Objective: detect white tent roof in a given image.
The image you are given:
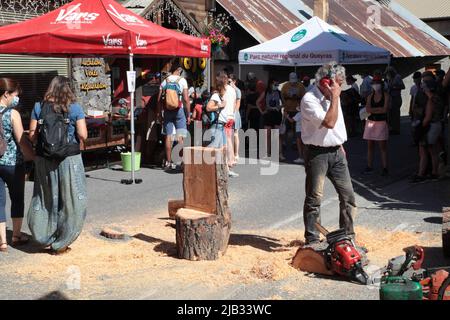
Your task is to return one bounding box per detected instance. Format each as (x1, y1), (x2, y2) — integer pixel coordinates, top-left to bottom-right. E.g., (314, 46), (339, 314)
(239, 17), (391, 66)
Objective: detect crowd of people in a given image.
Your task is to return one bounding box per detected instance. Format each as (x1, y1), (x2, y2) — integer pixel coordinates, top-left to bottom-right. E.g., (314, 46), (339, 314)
(155, 58), (449, 185)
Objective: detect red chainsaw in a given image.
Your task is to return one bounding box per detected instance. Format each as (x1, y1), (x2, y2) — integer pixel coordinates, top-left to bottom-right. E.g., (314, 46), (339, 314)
(315, 223), (369, 285)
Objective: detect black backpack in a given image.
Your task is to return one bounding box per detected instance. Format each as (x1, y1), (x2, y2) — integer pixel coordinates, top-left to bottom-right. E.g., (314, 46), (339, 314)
(37, 102), (80, 159)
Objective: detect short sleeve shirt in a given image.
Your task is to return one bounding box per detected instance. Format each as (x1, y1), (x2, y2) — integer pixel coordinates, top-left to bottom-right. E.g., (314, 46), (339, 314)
(300, 85), (347, 147)
(223, 85), (237, 121)
(210, 93), (228, 124)
(32, 102), (85, 144)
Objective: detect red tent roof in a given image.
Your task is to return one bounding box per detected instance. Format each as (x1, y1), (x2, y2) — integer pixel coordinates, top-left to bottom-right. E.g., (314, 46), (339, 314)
(0, 0), (211, 58)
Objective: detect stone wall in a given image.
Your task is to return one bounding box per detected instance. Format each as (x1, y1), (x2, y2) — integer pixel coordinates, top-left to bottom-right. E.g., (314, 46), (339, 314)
(71, 58), (112, 113)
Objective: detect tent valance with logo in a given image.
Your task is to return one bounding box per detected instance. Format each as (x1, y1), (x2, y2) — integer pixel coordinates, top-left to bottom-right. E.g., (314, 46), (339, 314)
(239, 17), (390, 66)
(0, 0), (211, 184)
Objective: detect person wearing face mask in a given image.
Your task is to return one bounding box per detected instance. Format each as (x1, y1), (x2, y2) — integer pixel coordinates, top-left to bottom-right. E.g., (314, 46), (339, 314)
(0, 78), (35, 253)
(300, 62), (357, 245)
(385, 66), (405, 135)
(362, 75), (390, 176)
(281, 73), (306, 159)
(261, 78), (282, 160)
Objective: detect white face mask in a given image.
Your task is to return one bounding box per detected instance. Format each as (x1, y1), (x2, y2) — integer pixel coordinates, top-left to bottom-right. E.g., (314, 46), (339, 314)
(372, 84), (382, 92)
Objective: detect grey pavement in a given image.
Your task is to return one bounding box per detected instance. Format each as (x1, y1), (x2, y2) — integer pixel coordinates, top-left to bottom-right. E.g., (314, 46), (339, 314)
(0, 118), (449, 300)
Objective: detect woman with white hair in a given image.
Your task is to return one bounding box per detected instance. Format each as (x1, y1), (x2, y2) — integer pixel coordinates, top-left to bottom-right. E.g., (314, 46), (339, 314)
(300, 62), (356, 245)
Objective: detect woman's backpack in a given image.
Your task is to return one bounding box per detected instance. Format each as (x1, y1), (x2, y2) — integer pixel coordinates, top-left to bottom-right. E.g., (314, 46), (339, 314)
(37, 102), (80, 159)
(164, 77), (182, 110)
(201, 98), (219, 128)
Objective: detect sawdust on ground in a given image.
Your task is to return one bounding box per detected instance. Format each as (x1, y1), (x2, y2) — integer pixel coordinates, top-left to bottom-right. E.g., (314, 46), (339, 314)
(0, 214), (441, 299)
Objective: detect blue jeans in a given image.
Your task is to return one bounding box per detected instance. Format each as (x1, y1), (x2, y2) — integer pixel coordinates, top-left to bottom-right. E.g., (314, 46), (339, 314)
(28, 154), (87, 251)
(303, 145), (356, 243)
(0, 165), (25, 223)
(207, 123), (226, 148)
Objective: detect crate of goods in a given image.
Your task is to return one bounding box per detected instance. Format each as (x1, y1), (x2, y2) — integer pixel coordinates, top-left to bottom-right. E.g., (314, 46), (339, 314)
(83, 118), (107, 150)
(108, 119), (127, 146)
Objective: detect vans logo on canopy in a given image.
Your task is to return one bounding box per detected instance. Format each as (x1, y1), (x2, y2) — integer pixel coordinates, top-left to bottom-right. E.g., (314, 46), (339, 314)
(54, 3), (99, 24)
(200, 40), (208, 52)
(107, 4), (145, 25)
(291, 29), (307, 42)
(103, 33), (123, 47)
(136, 34), (147, 48)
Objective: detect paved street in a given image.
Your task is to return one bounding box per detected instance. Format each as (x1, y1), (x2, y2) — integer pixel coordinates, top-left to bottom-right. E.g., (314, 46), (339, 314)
(0, 120), (449, 300)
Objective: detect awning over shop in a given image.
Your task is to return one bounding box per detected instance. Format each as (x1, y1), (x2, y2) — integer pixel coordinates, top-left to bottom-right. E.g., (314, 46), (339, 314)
(239, 17), (391, 66)
(0, 0), (210, 58)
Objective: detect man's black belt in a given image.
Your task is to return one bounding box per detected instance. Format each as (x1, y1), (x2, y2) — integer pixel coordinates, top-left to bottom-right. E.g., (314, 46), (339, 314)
(306, 144), (341, 152)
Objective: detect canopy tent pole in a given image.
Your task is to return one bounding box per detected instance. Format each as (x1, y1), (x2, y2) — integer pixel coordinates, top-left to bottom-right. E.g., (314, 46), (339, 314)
(238, 63), (241, 80)
(129, 52), (136, 183)
(207, 58), (211, 91)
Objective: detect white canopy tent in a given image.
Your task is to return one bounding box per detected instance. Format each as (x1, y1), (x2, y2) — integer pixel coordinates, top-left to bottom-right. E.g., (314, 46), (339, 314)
(238, 17), (391, 67)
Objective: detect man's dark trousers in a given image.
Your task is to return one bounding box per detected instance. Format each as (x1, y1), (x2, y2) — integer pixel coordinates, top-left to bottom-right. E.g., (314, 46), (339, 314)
(303, 145), (356, 243)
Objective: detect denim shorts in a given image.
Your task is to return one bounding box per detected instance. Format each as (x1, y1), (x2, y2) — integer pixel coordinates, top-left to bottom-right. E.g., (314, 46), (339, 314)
(163, 108), (187, 137)
(207, 123), (226, 148)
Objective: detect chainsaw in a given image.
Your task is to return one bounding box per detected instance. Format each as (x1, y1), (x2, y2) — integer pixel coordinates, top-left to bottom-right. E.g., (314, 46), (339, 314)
(374, 245), (450, 300)
(315, 223), (369, 285)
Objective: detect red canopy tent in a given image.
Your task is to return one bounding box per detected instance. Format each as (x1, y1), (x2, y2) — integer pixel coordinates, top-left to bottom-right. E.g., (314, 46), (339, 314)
(0, 0), (211, 183)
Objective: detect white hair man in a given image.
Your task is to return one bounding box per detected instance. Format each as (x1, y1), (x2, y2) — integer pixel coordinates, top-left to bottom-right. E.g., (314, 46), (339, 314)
(300, 62), (356, 245)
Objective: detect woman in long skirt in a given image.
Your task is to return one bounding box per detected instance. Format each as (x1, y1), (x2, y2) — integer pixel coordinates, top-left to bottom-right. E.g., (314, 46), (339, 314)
(28, 76), (88, 255)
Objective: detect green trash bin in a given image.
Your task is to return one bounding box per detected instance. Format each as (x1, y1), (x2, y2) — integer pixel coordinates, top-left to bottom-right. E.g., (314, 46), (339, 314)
(121, 152), (141, 172)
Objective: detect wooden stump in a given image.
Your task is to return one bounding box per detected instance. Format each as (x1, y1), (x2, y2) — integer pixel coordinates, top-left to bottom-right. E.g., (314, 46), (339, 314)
(168, 199), (185, 219)
(176, 209), (226, 260)
(443, 208), (450, 257)
(171, 147), (231, 260)
(291, 246), (334, 276)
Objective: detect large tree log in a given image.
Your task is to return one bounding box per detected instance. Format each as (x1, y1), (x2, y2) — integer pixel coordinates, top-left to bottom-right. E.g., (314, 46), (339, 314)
(443, 209), (450, 257)
(176, 208), (226, 260)
(175, 147), (231, 259)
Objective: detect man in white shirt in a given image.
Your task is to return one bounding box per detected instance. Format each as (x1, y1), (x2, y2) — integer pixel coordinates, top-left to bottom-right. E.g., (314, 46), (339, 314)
(158, 60), (190, 171)
(300, 62), (356, 245)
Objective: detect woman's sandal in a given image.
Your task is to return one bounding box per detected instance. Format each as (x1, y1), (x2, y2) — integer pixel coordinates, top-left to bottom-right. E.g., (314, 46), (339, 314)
(0, 243), (7, 252)
(11, 234), (30, 247)
(50, 247), (71, 256)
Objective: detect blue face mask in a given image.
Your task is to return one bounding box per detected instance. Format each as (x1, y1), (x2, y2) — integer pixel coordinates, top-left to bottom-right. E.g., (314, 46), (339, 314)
(10, 96), (19, 108)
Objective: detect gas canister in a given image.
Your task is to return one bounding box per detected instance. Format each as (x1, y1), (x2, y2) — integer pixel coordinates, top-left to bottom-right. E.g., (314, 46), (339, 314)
(380, 276), (423, 300)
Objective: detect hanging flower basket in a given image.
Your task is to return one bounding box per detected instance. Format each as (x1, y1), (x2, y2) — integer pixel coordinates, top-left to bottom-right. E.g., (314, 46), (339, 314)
(201, 12), (232, 53)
